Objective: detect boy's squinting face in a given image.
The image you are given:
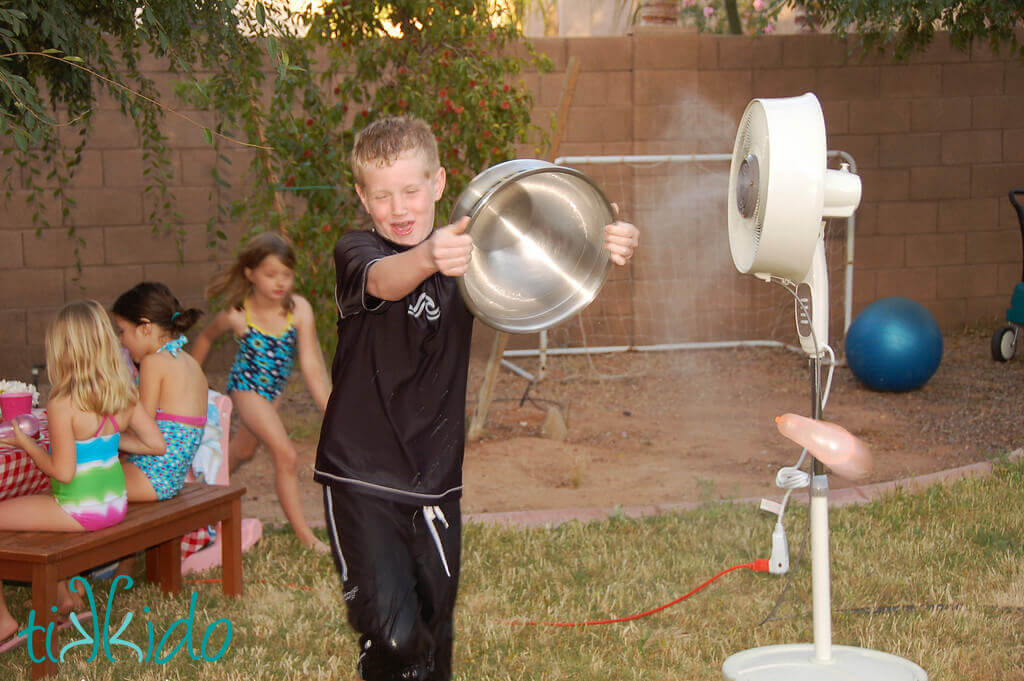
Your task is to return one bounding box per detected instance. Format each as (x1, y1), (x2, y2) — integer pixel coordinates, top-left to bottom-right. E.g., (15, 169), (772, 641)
(356, 150), (445, 247)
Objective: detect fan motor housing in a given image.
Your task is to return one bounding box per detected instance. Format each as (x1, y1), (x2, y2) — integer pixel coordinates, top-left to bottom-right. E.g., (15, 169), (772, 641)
(728, 92), (837, 283)
(736, 154), (760, 219)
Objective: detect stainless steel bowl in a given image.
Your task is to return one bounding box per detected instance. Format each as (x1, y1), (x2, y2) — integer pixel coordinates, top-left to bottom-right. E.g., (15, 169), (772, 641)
(450, 159), (613, 334)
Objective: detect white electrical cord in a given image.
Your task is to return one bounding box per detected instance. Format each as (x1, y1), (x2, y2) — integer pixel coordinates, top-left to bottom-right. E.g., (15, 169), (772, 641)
(820, 344), (836, 411)
(758, 277), (837, 574)
(774, 448), (810, 521)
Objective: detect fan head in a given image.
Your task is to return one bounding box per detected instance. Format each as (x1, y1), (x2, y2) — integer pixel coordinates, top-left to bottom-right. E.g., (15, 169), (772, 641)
(727, 92), (861, 283)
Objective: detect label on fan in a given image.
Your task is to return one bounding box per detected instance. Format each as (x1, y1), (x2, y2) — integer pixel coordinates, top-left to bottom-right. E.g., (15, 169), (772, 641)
(795, 282), (813, 338)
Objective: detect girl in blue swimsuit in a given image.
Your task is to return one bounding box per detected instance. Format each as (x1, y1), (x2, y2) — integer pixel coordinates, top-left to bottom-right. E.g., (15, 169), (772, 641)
(112, 282), (209, 502)
(193, 233), (331, 551)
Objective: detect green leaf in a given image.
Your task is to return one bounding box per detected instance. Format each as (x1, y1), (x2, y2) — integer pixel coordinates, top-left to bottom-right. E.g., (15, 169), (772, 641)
(63, 55), (85, 64)
(13, 129), (27, 151)
(256, 2), (266, 26)
(202, 128), (214, 145)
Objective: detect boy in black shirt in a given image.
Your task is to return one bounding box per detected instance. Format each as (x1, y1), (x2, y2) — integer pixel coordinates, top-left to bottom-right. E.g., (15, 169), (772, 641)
(315, 116), (638, 681)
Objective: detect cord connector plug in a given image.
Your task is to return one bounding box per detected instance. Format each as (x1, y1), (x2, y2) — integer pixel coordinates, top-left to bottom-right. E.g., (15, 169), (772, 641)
(769, 521), (789, 575)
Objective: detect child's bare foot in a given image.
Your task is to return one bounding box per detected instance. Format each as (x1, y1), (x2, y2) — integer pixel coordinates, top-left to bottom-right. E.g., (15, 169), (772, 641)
(0, 613), (19, 643)
(302, 536), (330, 553)
(57, 580), (86, 617)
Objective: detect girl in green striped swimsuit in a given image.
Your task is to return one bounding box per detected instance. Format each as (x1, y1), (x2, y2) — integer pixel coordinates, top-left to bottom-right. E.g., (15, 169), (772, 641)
(0, 301), (165, 650)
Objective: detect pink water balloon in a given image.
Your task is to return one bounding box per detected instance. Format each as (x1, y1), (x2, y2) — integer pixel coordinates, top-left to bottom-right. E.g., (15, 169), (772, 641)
(775, 413), (873, 481)
(0, 413), (41, 440)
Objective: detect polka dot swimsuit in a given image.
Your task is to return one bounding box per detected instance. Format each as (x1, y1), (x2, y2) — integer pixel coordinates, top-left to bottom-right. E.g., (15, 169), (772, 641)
(125, 336), (207, 500)
(225, 302), (297, 402)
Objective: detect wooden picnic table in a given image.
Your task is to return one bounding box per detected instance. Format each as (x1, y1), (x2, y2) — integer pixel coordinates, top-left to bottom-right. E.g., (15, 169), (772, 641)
(0, 481), (246, 679)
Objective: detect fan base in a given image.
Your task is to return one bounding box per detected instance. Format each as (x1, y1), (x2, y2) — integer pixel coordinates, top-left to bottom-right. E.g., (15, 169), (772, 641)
(722, 644), (927, 680)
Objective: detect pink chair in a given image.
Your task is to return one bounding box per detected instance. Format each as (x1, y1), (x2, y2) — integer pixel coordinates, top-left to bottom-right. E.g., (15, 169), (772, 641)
(181, 392), (263, 574)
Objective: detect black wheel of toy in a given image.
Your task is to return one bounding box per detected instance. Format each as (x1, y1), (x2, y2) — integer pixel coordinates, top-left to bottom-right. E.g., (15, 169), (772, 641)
(991, 326), (1017, 361)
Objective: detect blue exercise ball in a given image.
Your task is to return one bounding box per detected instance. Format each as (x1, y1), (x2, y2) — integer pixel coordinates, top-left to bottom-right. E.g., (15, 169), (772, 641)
(845, 297), (943, 392)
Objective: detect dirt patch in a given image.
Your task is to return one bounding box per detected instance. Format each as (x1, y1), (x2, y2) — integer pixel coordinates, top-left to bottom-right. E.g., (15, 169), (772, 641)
(224, 326), (1024, 527)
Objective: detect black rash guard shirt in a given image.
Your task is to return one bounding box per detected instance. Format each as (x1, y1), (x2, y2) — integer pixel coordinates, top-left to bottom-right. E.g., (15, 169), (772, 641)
(314, 229), (474, 505)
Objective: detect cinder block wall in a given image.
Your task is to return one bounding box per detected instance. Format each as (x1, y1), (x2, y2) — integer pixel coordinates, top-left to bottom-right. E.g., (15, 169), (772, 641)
(2, 30), (1022, 377)
(518, 30), (1024, 350)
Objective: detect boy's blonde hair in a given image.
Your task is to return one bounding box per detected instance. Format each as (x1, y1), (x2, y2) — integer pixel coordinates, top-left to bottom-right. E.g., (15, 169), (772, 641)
(46, 300), (137, 415)
(350, 116), (439, 186)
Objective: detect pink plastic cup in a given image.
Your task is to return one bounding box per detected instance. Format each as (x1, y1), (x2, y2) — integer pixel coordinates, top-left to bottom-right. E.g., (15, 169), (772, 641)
(0, 392), (33, 421)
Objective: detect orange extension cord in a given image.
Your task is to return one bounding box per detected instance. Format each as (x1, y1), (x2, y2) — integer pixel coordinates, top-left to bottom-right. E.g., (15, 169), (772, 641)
(189, 559), (770, 628)
(510, 559), (770, 627)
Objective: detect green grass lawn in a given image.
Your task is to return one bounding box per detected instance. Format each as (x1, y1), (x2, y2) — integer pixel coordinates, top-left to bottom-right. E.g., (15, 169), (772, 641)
(2, 459), (1022, 680)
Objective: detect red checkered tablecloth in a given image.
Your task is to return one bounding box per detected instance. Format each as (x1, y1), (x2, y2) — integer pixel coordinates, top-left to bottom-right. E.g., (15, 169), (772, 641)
(0, 409), (51, 501)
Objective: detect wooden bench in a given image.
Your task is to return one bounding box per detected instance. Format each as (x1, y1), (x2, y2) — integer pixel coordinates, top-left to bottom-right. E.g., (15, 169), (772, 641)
(0, 481), (246, 679)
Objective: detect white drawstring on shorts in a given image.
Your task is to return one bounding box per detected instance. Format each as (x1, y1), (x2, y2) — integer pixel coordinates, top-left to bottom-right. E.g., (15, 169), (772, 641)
(422, 505), (451, 578)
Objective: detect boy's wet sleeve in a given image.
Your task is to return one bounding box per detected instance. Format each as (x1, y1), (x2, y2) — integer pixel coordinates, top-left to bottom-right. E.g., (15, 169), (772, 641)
(334, 233), (388, 317)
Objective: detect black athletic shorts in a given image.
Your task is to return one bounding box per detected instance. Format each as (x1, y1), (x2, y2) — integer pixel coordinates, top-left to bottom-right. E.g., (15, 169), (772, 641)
(322, 485), (462, 681)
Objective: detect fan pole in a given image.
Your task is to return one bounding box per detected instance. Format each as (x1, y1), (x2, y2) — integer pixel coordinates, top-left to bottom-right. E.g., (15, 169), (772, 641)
(809, 347), (833, 664)
(809, 355), (832, 662)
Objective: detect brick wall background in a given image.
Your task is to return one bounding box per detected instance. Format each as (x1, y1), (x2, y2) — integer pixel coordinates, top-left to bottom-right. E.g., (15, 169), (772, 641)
(2, 29), (1023, 378)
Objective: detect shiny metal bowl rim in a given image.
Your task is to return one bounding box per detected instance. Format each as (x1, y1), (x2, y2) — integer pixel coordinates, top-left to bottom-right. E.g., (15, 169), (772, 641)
(452, 162), (614, 334)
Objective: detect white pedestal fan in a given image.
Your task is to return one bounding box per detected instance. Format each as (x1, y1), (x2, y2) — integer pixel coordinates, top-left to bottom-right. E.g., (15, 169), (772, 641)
(720, 93), (928, 681)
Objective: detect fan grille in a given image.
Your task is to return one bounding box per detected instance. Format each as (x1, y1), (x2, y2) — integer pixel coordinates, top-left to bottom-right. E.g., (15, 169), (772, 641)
(738, 108), (766, 253)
